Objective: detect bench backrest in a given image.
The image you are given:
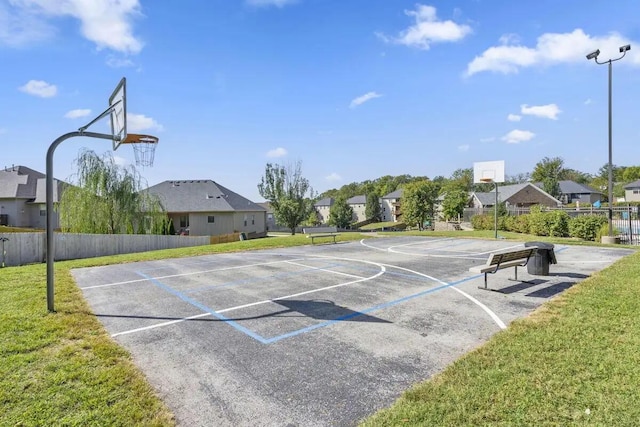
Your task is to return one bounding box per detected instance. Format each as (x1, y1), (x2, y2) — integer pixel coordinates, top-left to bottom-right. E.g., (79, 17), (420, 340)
(303, 226), (338, 234)
(486, 247), (537, 266)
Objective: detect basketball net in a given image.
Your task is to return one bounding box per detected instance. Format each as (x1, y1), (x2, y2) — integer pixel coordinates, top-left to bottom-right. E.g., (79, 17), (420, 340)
(122, 134), (158, 167)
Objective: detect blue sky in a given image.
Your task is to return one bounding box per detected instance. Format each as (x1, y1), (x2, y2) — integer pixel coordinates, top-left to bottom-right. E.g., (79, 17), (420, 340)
(2, 0), (640, 201)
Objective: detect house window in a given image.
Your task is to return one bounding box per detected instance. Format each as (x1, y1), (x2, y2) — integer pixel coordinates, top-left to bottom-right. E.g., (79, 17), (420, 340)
(207, 215), (215, 223)
(634, 190), (640, 195)
(40, 209), (46, 217)
(244, 214), (247, 226)
(251, 214), (255, 225)
(180, 215), (189, 228)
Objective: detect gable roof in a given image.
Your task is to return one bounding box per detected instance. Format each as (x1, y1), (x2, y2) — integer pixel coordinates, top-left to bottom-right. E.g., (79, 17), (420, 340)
(346, 195), (366, 204)
(472, 182), (561, 206)
(534, 180), (603, 195)
(624, 179), (640, 189)
(145, 180), (266, 213)
(314, 197), (334, 207)
(0, 165), (45, 199)
(382, 189), (403, 199)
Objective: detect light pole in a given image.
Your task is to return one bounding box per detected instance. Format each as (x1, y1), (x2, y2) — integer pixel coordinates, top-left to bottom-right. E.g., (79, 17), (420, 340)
(586, 44), (630, 242)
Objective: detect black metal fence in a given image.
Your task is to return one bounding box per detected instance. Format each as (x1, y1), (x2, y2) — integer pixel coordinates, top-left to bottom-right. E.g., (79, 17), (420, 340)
(464, 205), (640, 245)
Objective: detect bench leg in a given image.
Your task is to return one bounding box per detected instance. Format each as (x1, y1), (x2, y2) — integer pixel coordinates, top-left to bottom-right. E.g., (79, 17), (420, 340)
(478, 272), (488, 290)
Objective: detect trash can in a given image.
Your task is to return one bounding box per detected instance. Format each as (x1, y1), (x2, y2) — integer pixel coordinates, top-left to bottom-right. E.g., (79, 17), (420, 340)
(239, 232), (247, 241)
(524, 241), (556, 276)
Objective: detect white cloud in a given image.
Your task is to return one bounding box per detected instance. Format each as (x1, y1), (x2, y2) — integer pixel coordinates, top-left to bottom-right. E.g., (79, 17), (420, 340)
(19, 79), (57, 97)
(246, 0), (297, 7)
(0, 2), (54, 46)
(325, 172), (342, 182)
(113, 155), (130, 167)
(127, 113), (164, 132)
(584, 98), (592, 105)
(266, 147), (287, 158)
(507, 114), (521, 122)
(521, 103), (561, 120)
(457, 144), (470, 152)
(480, 137), (495, 142)
(501, 129), (535, 144)
(466, 29), (640, 76)
(377, 4), (472, 50)
(64, 108), (91, 119)
(350, 91), (382, 108)
(5, 0), (143, 54)
(106, 56), (135, 68)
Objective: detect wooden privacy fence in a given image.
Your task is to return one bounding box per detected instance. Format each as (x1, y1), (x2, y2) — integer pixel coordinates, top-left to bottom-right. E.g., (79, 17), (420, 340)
(0, 232), (210, 267)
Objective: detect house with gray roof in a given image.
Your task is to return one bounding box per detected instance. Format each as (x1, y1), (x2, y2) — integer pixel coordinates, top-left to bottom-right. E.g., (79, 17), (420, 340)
(534, 180), (604, 205)
(624, 180), (640, 202)
(313, 197), (334, 224)
(0, 165), (65, 229)
(381, 189), (403, 222)
(346, 195), (367, 223)
(145, 180), (266, 237)
(470, 183), (561, 209)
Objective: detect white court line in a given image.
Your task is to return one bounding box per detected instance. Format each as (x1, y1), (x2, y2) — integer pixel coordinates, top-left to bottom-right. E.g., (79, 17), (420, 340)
(111, 258), (385, 337)
(285, 260), (365, 280)
(361, 238), (524, 260)
(82, 258), (305, 290)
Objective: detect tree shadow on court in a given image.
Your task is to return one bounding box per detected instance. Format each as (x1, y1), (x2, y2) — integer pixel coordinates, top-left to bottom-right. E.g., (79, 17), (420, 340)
(276, 299), (391, 323)
(498, 279), (548, 294)
(525, 281), (575, 298)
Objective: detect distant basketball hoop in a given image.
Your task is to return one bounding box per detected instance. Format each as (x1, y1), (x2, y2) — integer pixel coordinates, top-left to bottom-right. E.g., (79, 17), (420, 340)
(121, 133), (159, 167)
(480, 178), (493, 183)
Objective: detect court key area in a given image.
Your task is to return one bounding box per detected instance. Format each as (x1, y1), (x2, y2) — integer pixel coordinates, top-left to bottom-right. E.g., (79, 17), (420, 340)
(73, 236), (633, 426)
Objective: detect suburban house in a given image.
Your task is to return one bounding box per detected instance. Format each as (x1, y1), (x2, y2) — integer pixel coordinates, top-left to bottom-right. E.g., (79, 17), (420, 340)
(257, 202), (277, 231)
(624, 180), (640, 202)
(534, 180), (604, 205)
(346, 195), (367, 223)
(314, 197), (334, 224)
(145, 180), (267, 237)
(470, 183), (561, 209)
(381, 189), (403, 222)
(0, 165), (64, 229)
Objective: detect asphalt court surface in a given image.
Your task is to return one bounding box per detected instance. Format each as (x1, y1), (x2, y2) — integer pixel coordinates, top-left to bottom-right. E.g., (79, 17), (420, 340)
(73, 236), (633, 427)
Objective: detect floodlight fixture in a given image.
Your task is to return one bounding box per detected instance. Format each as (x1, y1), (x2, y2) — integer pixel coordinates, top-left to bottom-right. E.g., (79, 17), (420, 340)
(619, 44), (631, 53)
(586, 49), (600, 60)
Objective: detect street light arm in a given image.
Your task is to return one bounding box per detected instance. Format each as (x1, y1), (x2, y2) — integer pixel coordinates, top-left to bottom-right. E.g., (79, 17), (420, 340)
(593, 46), (630, 65)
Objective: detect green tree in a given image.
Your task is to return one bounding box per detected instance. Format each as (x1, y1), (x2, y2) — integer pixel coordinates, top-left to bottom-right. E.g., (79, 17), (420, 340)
(563, 168), (592, 184)
(365, 193), (382, 222)
(401, 180), (439, 230)
(59, 149), (168, 234)
(531, 156), (566, 182)
(258, 162), (314, 235)
(622, 166), (640, 182)
(541, 177), (562, 199)
(441, 189), (469, 221)
(328, 197), (353, 228)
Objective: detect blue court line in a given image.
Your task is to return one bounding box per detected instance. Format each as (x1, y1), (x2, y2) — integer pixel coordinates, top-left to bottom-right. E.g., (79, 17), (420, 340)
(262, 274), (483, 344)
(136, 271), (270, 344)
(186, 262), (344, 293)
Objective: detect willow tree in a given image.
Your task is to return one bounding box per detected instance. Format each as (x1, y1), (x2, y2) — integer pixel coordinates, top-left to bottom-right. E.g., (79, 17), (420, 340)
(59, 149), (168, 234)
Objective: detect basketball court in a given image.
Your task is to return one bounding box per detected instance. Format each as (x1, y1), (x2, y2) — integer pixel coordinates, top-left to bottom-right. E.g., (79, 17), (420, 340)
(72, 236), (632, 426)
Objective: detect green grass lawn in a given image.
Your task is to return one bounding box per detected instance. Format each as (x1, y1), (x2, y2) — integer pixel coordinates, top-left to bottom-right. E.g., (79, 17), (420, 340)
(2, 230), (639, 425)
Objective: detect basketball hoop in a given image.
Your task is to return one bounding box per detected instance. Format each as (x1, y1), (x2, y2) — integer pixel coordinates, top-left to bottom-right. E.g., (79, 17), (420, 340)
(121, 133), (159, 167)
(480, 178), (493, 183)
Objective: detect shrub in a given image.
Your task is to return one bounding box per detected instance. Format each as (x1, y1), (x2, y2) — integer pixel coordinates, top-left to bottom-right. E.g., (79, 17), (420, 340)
(513, 215), (531, 234)
(548, 210), (570, 237)
(569, 215), (608, 241)
(471, 214), (492, 230)
(528, 206), (551, 236)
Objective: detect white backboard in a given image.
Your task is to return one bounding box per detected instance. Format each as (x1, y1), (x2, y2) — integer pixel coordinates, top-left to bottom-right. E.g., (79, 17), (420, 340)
(109, 77), (127, 150)
(473, 160), (505, 184)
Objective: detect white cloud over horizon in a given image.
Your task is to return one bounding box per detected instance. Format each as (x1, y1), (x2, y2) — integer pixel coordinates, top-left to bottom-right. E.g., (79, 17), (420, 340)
(507, 114), (521, 122)
(521, 103), (561, 120)
(3, 0), (143, 54)
(127, 113), (164, 132)
(19, 79), (57, 97)
(266, 147), (288, 158)
(458, 144), (470, 152)
(502, 129), (535, 144)
(325, 172), (342, 182)
(349, 91), (382, 108)
(466, 29), (640, 76)
(377, 4), (472, 50)
(64, 108), (91, 119)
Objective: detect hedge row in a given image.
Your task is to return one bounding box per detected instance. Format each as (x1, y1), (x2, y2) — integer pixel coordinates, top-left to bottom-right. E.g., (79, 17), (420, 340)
(471, 209), (608, 241)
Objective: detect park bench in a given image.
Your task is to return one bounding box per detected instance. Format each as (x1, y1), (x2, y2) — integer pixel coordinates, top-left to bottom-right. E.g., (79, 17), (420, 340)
(469, 246), (538, 291)
(303, 226), (339, 244)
